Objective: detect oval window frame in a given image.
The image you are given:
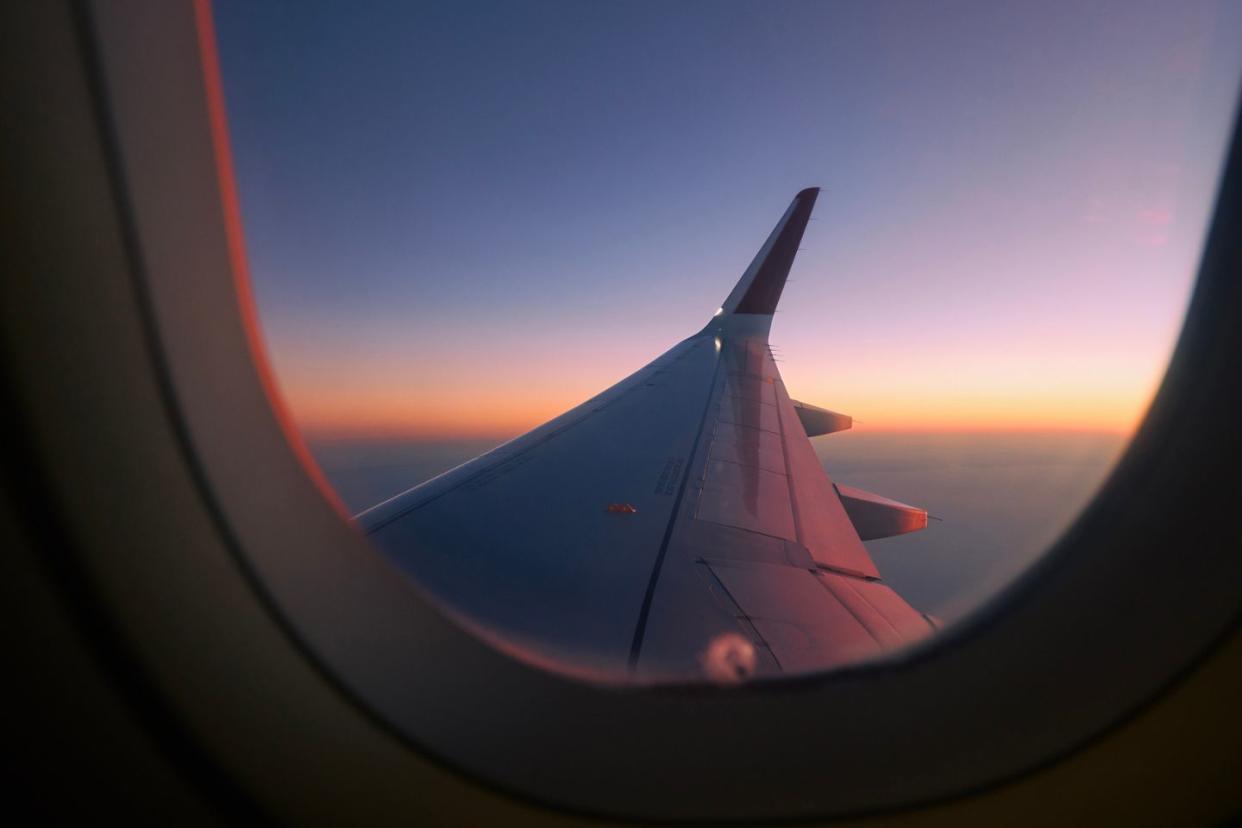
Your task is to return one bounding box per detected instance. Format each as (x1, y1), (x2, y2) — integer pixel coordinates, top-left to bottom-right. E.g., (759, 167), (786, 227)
(21, 1), (1240, 821)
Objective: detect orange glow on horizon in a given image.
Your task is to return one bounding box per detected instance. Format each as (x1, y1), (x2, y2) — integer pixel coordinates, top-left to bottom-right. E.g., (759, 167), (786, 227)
(283, 376), (1149, 442)
(268, 296), (1172, 443)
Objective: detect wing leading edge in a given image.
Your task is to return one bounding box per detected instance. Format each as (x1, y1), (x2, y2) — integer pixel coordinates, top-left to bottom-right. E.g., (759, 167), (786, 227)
(361, 189), (934, 683)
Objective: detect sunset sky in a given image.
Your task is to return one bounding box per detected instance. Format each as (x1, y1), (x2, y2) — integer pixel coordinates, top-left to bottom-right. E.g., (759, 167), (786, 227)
(215, 0), (1241, 440)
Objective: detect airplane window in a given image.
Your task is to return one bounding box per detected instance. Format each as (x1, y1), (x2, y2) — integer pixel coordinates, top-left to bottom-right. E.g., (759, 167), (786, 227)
(210, 1), (1242, 683)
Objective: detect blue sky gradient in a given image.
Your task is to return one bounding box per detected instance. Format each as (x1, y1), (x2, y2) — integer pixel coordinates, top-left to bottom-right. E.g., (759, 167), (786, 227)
(215, 0), (1241, 437)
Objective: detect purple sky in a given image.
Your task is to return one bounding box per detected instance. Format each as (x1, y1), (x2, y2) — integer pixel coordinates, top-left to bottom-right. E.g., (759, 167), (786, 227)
(215, 0), (1241, 438)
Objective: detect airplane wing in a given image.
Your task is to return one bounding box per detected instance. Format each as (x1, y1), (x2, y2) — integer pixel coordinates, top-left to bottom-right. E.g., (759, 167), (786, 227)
(358, 188), (935, 683)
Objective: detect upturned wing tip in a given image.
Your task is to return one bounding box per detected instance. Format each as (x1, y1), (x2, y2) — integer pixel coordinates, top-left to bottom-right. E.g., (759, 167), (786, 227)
(719, 187), (821, 316)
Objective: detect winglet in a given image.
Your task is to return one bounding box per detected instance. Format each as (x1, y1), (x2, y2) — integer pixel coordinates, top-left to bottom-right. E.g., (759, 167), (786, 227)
(718, 187), (820, 317)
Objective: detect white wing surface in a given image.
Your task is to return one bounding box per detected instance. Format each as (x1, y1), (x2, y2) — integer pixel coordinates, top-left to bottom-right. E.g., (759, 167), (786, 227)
(359, 189), (935, 682)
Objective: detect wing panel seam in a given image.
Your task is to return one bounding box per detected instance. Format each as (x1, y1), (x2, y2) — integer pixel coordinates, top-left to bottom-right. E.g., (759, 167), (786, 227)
(626, 346), (725, 672)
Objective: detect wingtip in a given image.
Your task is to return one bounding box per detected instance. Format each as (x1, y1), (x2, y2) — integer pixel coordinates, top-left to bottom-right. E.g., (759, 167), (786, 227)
(715, 187), (822, 319)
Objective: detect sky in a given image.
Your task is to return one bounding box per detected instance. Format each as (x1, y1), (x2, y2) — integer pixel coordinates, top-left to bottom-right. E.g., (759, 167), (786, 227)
(214, 0), (1242, 441)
